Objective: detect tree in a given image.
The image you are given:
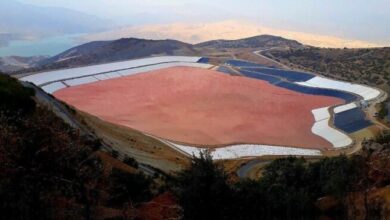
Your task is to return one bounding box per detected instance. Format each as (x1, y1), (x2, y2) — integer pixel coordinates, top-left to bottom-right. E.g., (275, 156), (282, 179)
(0, 73), (35, 115)
(108, 168), (152, 207)
(175, 151), (234, 220)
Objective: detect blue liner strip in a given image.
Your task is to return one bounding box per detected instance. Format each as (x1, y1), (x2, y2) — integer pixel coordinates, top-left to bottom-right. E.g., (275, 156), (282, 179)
(242, 67), (315, 82)
(239, 69), (358, 102)
(240, 69), (282, 85)
(334, 108), (372, 133)
(225, 59), (266, 68)
(197, 57), (210, 64)
(227, 59), (369, 133)
(216, 66), (238, 75)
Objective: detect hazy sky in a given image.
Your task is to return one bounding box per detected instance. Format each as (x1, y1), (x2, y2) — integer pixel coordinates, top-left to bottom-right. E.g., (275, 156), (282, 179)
(15, 0), (389, 45)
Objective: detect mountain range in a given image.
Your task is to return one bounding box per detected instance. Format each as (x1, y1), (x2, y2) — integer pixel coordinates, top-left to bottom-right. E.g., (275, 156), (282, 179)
(2, 34), (302, 72)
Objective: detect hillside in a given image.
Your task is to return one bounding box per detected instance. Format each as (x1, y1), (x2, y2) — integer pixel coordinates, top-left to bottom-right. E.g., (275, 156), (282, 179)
(263, 47), (390, 92)
(0, 56), (48, 72)
(0, 73), (180, 219)
(195, 35), (304, 49)
(7, 35), (306, 74)
(38, 38), (198, 67)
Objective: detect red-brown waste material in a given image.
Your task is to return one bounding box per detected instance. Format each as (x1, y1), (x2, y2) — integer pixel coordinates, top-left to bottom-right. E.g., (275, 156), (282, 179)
(54, 67), (344, 149)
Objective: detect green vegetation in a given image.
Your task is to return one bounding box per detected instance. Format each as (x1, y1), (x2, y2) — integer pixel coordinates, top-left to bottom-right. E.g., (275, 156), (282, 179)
(377, 101), (388, 120)
(108, 168), (152, 207)
(374, 130), (390, 144)
(175, 153), (365, 219)
(175, 152), (233, 220)
(123, 156), (139, 168)
(0, 74), (35, 114)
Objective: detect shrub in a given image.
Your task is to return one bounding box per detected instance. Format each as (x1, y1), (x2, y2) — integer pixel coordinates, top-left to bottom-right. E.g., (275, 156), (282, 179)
(0, 73), (35, 115)
(123, 156), (139, 168)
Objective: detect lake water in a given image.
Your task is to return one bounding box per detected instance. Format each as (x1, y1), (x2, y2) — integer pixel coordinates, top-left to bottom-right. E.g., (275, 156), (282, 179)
(0, 34), (84, 57)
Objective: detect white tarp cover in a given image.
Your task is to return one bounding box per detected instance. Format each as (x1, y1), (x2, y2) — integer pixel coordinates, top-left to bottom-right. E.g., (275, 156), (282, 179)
(64, 76), (98, 87)
(167, 142), (322, 160)
(172, 143), (322, 160)
(20, 56), (202, 86)
(312, 107), (331, 122)
(146, 134), (322, 160)
(104, 72), (122, 79)
(93, 74), (110, 81)
(334, 103), (358, 113)
(41, 82), (67, 94)
(298, 76), (380, 101)
(311, 106), (353, 148)
(311, 119), (353, 148)
(119, 62), (213, 76)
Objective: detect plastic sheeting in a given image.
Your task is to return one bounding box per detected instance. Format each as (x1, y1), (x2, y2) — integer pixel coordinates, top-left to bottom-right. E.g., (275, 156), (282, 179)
(276, 81), (357, 102)
(93, 74), (110, 81)
(198, 57), (210, 64)
(298, 76), (381, 101)
(237, 69), (357, 102)
(41, 82), (67, 94)
(311, 119), (353, 148)
(225, 59), (266, 68)
(104, 72), (122, 79)
(20, 56), (203, 86)
(241, 67), (315, 82)
(312, 107), (331, 122)
(334, 103), (358, 113)
(334, 108), (372, 133)
(239, 69), (282, 84)
(64, 76), (98, 87)
(216, 66), (237, 75)
(166, 142), (322, 160)
(118, 62), (213, 76)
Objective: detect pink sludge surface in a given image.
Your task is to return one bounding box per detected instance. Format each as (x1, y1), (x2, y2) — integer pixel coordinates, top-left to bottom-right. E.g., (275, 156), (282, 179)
(54, 67), (343, 149)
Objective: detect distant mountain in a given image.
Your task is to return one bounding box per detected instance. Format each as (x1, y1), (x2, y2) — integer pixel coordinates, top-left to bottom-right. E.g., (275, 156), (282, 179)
(15, 34), (305, 73)
(195, 35), (303, 49)
(0, 1), (110, 47)
(0, 56), (48, 72)
(39, 38), (198, 67)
